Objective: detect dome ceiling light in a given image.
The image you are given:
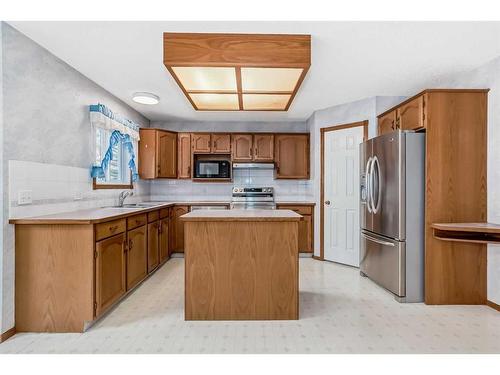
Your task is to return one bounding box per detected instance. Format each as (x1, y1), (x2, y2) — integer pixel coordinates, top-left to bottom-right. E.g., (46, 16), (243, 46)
(163, 33), (311, 111)
(132, 92), (160, 105)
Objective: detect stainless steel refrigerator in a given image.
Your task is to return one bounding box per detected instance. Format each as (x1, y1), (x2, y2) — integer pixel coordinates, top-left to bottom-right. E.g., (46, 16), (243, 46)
(360, 130), (425, 302)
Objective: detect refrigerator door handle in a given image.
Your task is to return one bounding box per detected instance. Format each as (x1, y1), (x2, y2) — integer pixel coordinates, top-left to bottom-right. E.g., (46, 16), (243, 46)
(365, 157), (373, 213)
(361, 232), (395, 247)
(372, 156), (382, 214)
(368, 156), (376, 213)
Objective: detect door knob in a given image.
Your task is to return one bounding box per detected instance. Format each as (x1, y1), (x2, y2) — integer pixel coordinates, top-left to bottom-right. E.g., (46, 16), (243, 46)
(325, 200), (331, 206)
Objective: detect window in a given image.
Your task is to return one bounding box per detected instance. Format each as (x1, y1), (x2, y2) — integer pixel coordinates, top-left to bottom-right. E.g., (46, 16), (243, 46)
(93, 128), (134, 189)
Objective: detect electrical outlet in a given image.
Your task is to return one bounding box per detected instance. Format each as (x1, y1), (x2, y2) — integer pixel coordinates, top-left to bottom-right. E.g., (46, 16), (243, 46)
(18, 190), (33, 205)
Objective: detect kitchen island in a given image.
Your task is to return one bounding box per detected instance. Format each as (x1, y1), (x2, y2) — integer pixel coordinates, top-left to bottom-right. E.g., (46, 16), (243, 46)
(182, 209), (302, 321)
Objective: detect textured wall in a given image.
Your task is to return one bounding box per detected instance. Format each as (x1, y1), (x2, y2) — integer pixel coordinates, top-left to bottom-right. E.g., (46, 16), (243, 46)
(150, 120), (307, 133)
(418, 56), (500, 305)
(0, 23), (151, 333)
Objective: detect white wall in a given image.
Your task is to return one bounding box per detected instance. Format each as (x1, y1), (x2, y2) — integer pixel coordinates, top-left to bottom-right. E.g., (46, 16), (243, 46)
(417, 56), (500, 305)
(307, 96), (406, 258)
(0, 23), (151, 334)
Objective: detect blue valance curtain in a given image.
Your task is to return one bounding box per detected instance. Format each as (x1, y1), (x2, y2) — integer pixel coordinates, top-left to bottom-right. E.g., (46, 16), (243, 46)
(89, 104), (140, 182)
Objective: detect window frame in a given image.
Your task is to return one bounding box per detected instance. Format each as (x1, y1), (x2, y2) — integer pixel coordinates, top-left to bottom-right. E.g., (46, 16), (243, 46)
(93, 127), (135, 190)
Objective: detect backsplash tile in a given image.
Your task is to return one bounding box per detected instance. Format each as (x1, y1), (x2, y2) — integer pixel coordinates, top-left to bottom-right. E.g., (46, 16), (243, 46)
(8, 160), (148, 218)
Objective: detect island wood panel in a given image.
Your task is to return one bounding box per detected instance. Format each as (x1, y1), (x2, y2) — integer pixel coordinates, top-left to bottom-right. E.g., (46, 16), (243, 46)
(425, 91), (488, 305)
(185, 221), (298, 320)
(95, 233), (126, 317)
(15, 224), (94, 332)
(177, 133), (192, 178)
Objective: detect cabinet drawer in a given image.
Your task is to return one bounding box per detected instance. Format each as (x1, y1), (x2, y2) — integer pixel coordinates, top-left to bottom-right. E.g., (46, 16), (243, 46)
(147, 210), (159, 223)
(95, 219), (126, 241)
(277, 205), (313, 215)
(127, 214), (147, 230)
(159, 207), (170, 219)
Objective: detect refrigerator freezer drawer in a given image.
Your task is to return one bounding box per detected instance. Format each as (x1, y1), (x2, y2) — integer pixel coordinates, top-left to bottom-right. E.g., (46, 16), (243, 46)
(360, 230), (406, 297)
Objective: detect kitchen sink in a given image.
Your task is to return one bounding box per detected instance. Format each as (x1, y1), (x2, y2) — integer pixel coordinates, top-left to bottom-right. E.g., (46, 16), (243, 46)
(103, 202), (164, 209)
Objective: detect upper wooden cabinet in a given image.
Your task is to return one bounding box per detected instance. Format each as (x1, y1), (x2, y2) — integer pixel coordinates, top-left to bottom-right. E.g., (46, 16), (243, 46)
(275, 134), (310, 179)
(177, 133), (191, 179)
(191, 133), (211, 153)
(139, 129), (177, 179)
(95, 233), (126, 317)
(232, 134), (275, 162)
(212, 134), (231, 153)
(377, 95), (426, 135)
(397, 95), (425, 131)
(253, 134), (274, 162)
(378, 110), (396, 135)
(232, 134), (254, 162)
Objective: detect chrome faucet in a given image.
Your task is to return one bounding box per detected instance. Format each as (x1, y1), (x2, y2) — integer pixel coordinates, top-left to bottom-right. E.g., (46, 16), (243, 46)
(118, 190), (133, 207)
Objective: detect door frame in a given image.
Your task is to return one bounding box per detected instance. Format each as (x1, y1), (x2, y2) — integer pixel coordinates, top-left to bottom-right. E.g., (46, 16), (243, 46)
(319, 120), (368, 261)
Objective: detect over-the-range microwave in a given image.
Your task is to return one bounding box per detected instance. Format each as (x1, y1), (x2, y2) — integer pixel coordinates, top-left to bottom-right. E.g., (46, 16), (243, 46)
(193, 159), (231, 179)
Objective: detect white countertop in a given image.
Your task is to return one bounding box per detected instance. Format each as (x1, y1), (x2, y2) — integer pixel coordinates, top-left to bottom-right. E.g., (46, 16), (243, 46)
(181, 209), (302, 221)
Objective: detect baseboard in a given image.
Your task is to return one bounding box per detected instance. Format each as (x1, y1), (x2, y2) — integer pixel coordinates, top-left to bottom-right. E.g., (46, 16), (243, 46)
(487, 299), (500, 312)
(312, 255), (323, 261)
(0, 327), (16, 343)
(170, 253), (184, 258)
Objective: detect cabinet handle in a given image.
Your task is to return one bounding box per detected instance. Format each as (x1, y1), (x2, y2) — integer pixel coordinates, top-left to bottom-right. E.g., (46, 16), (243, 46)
(128, 239), (133, 250)
(214, 140), (217, 149)
(123, 239), (128, 252)
(109, 225), (118, 233)
(187, 165), (191, 175)
(157, 165), (161, 174)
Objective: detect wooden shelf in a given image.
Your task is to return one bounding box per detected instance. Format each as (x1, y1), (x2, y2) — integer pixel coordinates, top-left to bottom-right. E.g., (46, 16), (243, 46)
(432, 223), (500, 244)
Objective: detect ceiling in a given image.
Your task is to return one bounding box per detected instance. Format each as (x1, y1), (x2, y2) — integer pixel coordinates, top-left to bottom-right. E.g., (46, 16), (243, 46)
(8, 21), (500, 122)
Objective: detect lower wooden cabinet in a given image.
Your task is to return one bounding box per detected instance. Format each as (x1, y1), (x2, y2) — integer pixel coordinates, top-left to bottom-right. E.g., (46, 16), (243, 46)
(147, 221), (159, 273)
(276, 204), (314, 253)
(95, 233), (126, 316)
(159, 217), (170, 262)
(126, 225), (147, 290)
(170, 205), (190, 252)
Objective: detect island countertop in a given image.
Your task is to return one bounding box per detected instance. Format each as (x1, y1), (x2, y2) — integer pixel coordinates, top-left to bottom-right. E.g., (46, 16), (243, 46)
(181, 209), (302, 222)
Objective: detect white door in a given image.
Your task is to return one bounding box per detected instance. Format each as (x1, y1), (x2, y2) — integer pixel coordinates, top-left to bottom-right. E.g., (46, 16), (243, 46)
(324, 126), (364, 266)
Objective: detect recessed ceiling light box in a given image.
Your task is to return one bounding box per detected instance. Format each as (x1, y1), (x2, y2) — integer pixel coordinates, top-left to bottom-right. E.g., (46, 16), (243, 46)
(163, 33), (311, 111)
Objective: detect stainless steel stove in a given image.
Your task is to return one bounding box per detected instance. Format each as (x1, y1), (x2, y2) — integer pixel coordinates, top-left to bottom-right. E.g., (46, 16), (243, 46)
(230, 187), (276, 210)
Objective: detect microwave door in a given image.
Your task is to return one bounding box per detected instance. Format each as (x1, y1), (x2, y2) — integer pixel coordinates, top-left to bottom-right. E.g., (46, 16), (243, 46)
(371, 132), (404, 240)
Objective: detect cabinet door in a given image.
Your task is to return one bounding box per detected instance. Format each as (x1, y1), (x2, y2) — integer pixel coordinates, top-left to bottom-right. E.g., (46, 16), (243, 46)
(157, 131), (177, 178)
(147, 221), (159, 273)
(159, 217), (169, 263)
(275, 134), (310, 179)
(138, 129), (157, 179)
(378, 110), (396, 135)
(177, 133), (192, 179)
(170, 205), (190, 253)
(95, 233), (126, 316)
(191, 134), (212, 153)
(396, 96), (425, 131)
(299, 215), (313, 253)
(232, 134), (253, 161)
(126, 225), (147, 290)
(212, 134), (231, 153)
(253, 134), (274, 162)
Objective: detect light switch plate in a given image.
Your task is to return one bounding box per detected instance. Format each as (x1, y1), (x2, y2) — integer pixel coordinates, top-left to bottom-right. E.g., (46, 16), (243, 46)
(18, 190), (33, 205)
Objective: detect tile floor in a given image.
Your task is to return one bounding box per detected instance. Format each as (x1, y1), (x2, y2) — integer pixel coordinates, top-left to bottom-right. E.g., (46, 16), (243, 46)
(1, 258), (500, 354)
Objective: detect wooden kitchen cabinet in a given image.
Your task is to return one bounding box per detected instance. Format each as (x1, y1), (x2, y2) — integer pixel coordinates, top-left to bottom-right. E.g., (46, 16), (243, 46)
(126, 225), (147, 290)
(147, 221), (159, 273)
(378, 110), (396, 135)
(170, 205), (190, 253)
(95, 232), (126, 317)
(159, 216), (170, 262)
(139, 129), (177, 179)
(397, 95), (425, 131)
(177, 133), (191, 178)
(253, 134), (274, 162)
(212, 134), (231, 153)
(231, 134), (253, 161)
(275, 134), (310, 179)
(277, 204), (314, 253)
(191, 133), (211, 153)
